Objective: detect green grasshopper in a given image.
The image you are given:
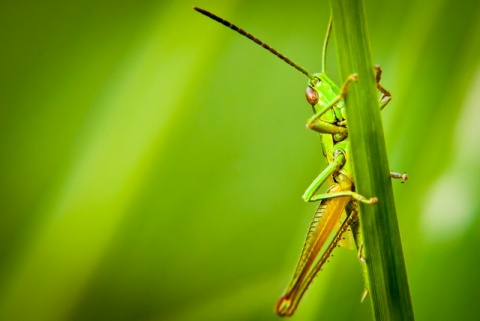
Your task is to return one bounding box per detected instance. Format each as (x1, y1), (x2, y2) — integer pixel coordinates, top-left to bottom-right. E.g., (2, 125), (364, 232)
(194, 7), (407, 317)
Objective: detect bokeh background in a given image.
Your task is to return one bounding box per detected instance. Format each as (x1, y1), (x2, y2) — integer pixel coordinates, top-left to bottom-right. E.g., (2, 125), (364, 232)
(1, 0), (479, 320)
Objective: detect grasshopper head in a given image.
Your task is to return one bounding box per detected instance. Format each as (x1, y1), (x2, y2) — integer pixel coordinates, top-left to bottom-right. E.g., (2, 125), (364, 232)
(305, 72), (337, 107)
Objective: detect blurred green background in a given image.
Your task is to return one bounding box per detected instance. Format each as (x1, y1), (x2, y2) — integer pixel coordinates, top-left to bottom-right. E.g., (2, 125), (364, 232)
(1, 0), (479, 320)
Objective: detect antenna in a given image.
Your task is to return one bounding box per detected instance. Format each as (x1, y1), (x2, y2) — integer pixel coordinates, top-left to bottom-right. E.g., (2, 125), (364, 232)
(194, 7), (314, 80)
(322, 15), (333, 73)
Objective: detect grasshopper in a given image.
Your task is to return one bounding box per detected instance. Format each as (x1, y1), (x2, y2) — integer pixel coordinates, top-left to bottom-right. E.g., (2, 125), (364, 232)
(194, 7), (407, 317)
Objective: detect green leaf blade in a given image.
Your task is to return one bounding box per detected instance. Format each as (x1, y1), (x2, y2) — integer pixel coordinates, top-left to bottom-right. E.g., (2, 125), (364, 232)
(329, 1), (415, 320)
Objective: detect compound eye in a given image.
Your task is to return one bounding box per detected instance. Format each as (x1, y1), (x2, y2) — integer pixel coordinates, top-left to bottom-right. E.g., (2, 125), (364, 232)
(305, 86), (319, 105)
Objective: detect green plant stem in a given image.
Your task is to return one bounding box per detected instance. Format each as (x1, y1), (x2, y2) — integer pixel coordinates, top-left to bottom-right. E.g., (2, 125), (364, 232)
(329, 0), (415, 320)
